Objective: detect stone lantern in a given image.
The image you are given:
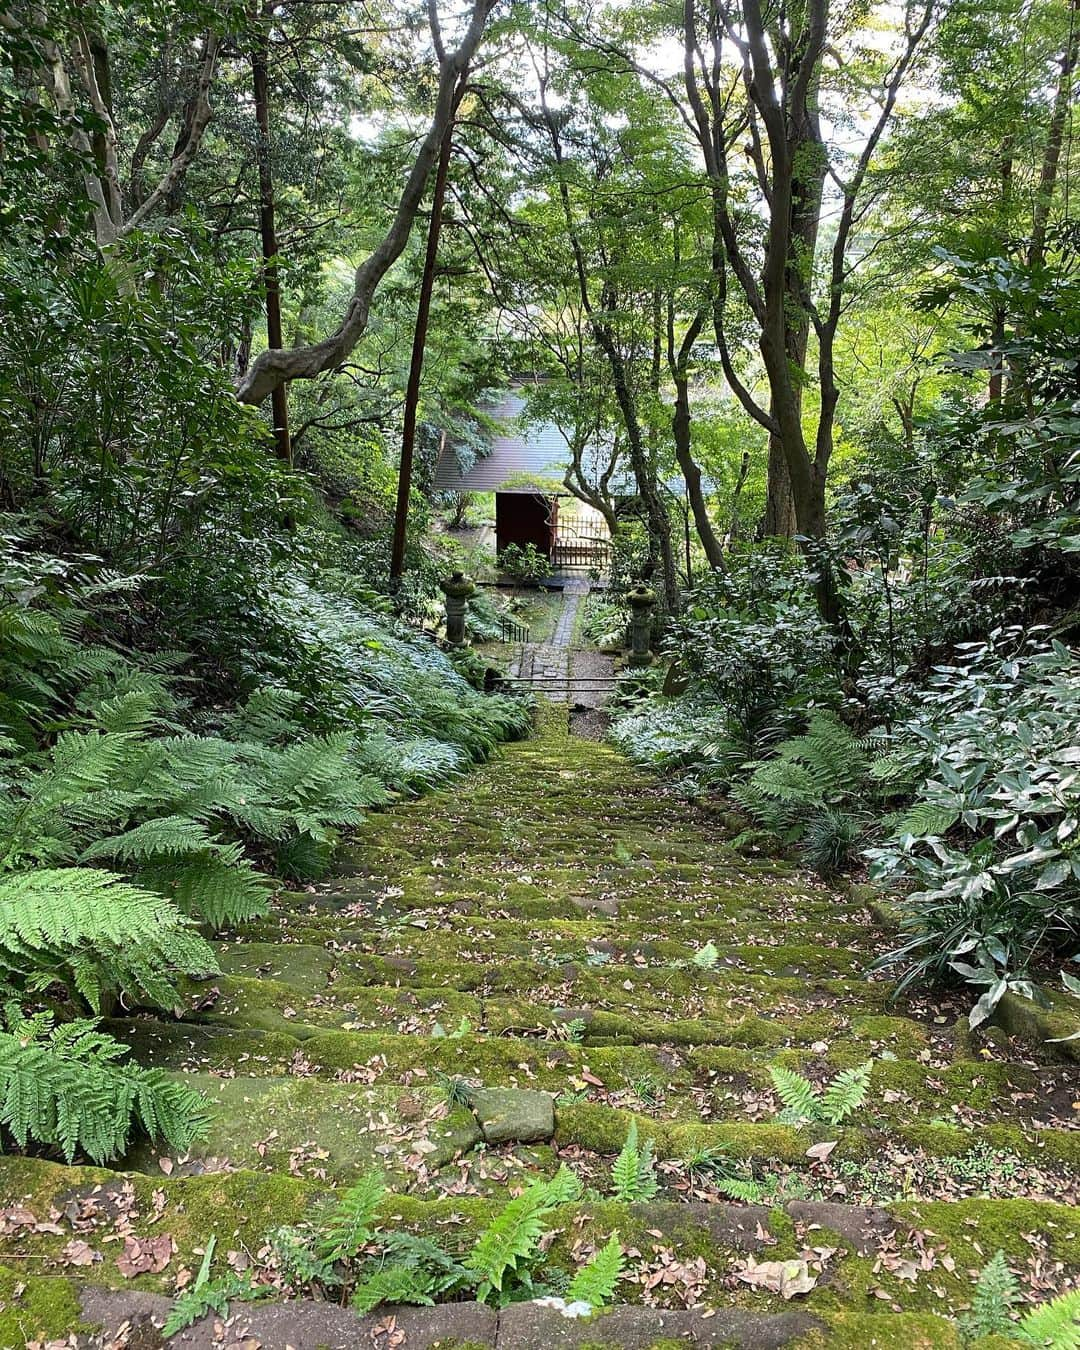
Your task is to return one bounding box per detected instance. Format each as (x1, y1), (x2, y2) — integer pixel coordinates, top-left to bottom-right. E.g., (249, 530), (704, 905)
(440, 570), (475, 647)
(626, 582), (657, 667)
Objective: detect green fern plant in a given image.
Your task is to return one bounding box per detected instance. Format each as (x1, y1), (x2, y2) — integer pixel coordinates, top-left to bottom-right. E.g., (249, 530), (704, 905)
(611, 1120), (659, 1201)
(466, 1165), (581, 1303)
(731, 715), (890, 874)
(566, 1234), (624, 1309)
(0, 1008), (208, 1163)
(351, 1233), (471, 1313)
(0, 867), (218, 1012)
(769, 1061), (872, 1127)
(692, 941), (719, 970)
(958, 1250), (1019, 1339)
(1015, 1287), (1080, 1347)
(351, 1262), (440, 1313)
(317, 1171), (386, 1263)
(163, 1236), (268, 1337)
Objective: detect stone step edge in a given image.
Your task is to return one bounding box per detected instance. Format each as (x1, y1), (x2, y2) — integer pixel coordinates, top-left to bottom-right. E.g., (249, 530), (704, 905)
(79, 1284), (963, 1349)
(76, 1284), (988, 1349)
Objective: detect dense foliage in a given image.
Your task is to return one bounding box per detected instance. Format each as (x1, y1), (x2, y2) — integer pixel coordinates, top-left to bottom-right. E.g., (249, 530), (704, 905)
(1, 0), (1077, 1163)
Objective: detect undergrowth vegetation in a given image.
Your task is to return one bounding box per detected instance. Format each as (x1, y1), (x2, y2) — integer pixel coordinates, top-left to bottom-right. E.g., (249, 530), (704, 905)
(255, 1168), (623, 1320)
(0, 310), (527, 1167)
(611, 253), (1080, 1023)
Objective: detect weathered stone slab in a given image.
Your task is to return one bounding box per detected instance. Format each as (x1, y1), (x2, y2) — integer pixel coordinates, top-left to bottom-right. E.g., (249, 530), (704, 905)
(79, 1287), (499, 1348)
(785, 1201), (895, 1256)
(995, 988), (1080, 1063)
(122, 1076), (482, 1181)
(471, 1087), (556, 1143)
(494, 1302), (821, 1347)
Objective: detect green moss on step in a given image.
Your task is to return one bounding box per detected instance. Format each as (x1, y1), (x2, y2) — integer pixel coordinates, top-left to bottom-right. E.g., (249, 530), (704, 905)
(794, 1311), (961, 1348)
(0, 1265), (84, 1347)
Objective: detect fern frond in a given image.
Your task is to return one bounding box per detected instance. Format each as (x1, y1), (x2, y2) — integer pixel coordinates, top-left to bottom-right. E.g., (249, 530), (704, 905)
(80, 815), (218, 863)
(140, 853), (271, 930)
(318, 1171), (385, 1263)
(567, 1234), (623, 1309)
(611, 1120), (641, 1200)
(611, 1120), (658, 1201)
(351, 1264), (438, 1314)
(0, 867), (218, 1011)
(957, 1250), (1020, 1339)
(769, 1064), (820, 1123)
(892, 800), (961, 839)
(1016, 1286), (1080, 1348)
(466, 1165), (580, 1301)
(0, 1012), (207, 1163)
(748, 759), (826, 807)
(820, 1062), (872, 1126)
(714, 1177), (763, 1203)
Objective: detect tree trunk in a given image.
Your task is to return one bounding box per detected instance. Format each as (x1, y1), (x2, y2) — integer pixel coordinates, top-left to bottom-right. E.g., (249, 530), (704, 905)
(761, 105), (825, 539)
(596, 326), (679, 611)
(672, 372), (724, 569)
(251, 25), (291, 465)
(1029, 0), (1079, 270)
(761, 433), (797, 537)
(389, 75), (463, 581)
(237, 0), (489, 405)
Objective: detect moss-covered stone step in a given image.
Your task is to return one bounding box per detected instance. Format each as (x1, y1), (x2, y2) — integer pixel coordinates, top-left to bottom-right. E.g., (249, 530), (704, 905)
(123, 1076), (482, 1183)
(114, 995), (1080, 1145)
(73, 1286), (975, 1350)
(9, 708), (1076, 1344)
(189, 970), (908, 1047)
(1, 1154), (1078, 1345)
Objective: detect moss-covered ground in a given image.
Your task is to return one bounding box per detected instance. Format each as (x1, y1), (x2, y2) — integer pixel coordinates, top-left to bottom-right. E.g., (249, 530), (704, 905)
(1, 698), (1078, 1345)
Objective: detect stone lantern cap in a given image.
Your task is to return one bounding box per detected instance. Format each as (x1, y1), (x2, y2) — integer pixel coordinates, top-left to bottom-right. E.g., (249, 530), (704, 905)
(627, 583), (657, 609)
(441, 570), (476, 599)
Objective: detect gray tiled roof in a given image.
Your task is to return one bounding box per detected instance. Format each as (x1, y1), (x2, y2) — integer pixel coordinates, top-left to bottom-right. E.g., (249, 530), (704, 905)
(432, 387), (715, 496)
(433, 390), (609, 494)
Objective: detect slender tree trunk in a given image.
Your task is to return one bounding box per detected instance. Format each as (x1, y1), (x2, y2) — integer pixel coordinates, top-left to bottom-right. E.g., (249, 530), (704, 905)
(761, 434), (797, 536)
(761, 110), (824, 540)
(1030, 0), (1079, 270)
(251, 25), (291, 465)
(595, 324), (679, 610)
(729, 449), (750, 541)
(672, 372), (724, 569)
(390, 75), (464, 581)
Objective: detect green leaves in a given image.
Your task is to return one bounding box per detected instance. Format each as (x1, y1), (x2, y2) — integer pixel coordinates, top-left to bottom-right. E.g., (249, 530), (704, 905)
(0, 1010), (208, 1163)
(162, 1236), (269, 1338)
(1014, 1286), (1080, 1348)
(769, 1061), (872, 1127)
(318, 1173), (386, 1264)
(567, 1234), (624, 1309)
(868, 637), (1080, 1011)
(0, 867), (218, 1013)
(769, 1063), (821, 1125)
(466, 1165), (582, 1303)
(610, 1120), (659, 1201)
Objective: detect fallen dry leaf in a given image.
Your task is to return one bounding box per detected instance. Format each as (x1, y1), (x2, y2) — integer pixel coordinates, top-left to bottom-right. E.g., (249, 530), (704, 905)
(736, 1257), (818, 1300)
(117, 1234), (175, 1277)
(60, 1240), (99, 1268)
(805, 1141), (838, 1162)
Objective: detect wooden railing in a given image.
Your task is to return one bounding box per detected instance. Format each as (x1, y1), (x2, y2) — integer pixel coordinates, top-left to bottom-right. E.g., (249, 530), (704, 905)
(550, 528), (611, 570)
(497, 615), (532, 643)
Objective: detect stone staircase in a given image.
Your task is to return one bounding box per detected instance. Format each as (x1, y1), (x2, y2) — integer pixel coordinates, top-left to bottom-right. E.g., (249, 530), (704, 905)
(1, 706), (1078, 1347)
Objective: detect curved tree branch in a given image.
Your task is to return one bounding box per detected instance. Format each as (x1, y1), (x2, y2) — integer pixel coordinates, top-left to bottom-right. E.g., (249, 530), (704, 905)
(120, 31), (221, 236)
(236, 0), (494, 405)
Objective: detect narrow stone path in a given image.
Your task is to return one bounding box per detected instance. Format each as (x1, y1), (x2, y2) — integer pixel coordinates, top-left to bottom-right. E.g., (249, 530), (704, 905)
(1, 702), (1079, 1346)
(507, 583), (617, 731)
